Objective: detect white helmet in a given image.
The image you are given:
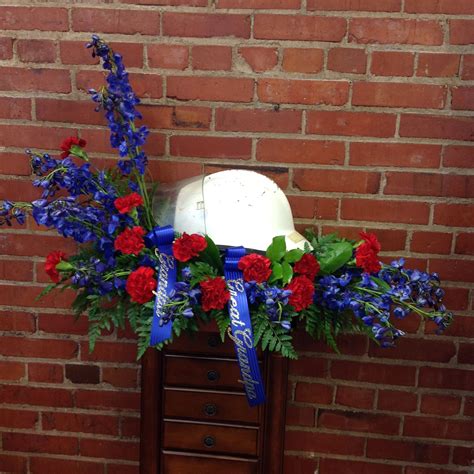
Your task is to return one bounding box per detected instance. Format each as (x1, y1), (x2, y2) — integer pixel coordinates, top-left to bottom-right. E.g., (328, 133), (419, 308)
(153, 170), (309, 252)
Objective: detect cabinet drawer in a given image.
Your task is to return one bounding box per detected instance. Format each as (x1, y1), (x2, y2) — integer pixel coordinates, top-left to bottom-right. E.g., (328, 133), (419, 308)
(164, 388), (260, 425)
(162, 451), (259, 474)
(165, 355), (243, 391)
(163, 420), (258, 456)
(167, 333), (236, 358)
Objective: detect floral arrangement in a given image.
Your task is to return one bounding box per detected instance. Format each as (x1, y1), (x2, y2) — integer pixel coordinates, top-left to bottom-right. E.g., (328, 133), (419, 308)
(0, 37), (452, 361)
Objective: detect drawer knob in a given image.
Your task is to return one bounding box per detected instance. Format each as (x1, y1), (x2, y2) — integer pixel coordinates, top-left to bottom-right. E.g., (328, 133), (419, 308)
(207, 370), (220, 382)
(207, 335), (220, 348)
(203, 436), (215, 448)
(203, 403), (217, 417)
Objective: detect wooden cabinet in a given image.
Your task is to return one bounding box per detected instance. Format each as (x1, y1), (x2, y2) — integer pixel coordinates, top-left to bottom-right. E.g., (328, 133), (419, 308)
(140, 327), (288, 474)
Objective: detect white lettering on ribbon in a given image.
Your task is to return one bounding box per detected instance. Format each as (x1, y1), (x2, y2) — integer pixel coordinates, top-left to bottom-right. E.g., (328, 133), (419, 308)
(153, 252), (175, 319)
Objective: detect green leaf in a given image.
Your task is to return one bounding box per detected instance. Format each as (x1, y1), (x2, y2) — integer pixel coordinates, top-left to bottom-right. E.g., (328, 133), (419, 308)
(371, 276), (391, 292)
(189, 261), (218, 287)
(266, 236), (286, 262)
(284, 248), (304, 263)
(281, 261), (293, 285)
(213, 310), (230, 342)
(269, 262), (282, 283)
(55, 260), (74, 271)
(199, 235), (223, 272)
(317, 241), (353, 274)
(70, 144), (89, 161)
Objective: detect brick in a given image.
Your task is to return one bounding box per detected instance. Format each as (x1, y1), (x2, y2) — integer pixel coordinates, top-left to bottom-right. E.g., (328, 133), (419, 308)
(434, 203), (474, 227)
(452, 86), (474, 111)
(285, 430), (365, 455)
(1, 336), (77, 359)
(406, 0), (474, 13)
(147, 44), (188, 70)
(0, 37), (13, 59)
(309, 0), (401, 11)
(42, 412), (119, 436)
(239, 47), (278, 73)
(0, 259), (33, 282)
(289, 356), (328, 377)
(170, 136), (252, 159)
(419, 367), (474, 391)
(400, 114), (474, 141)
(102, 465), (137, 474)
(17, 39), (55, 63)
(443, 145), (474, 169)
(350, 143), (441, 168)
(0, 454), (27, 473)
(411, 231), (452, 254)
(36, 99), (104, 126)
(38, 313), (88, 336)
(216, 108), (301, 133)
(103, 367), (138, 388)
(331, 360), (416, 386)
(0, 97), (31, 120)
(65, 364), (100, 384)
(284, 456), (317, 474)
(72, 8), (159, 35)
(417, 53), (460, 77)
(0, 7), (68, 31)
(377, 389), (417, 412)
(420, 394), (461, 416)
(458, 343), (474, 364)
(328, 48), (367, 74)
(282, 48), (324, 74)
(318, 409), (400, 435)
(0, 178), (43, 202)
(462, 54), (474, 80)
(0, 310), (35, 332)
(385, 172), (474, 198)
(366, 228), (407, 251)
(342, 198), (430, 224)
(218, 0), (300, 7)
(28, 363), (63, 383)
(367, 438), (450, 464)
(466, 398), (474, 416)
(0, 67), (70, 93)
(122, 416), (140, 437)
(455, 233), (474, 255)
(148, 160), (202, 183)
(0, 385), (73, 407)
(442, 315), (474, 338)
(76, 390), (140, 411)
(0, 361), (25, 381)
(120, 0), (206, 4)
(295, 382), (334, 404)
(140, 105), (211, 130)
(258, 79), (349, 105)
(192, 46), (232, 71)
(453, 447), (473, 466)
(294, 332), (368, 355)
(320, 459), (401, 474)
(308, 111), (396, 137)
(0, 233), (76, 258)
(288, 196), (338, 220)
(450, 20), (474, 45)
(3, 432), (78, 455)
(349, 18), (443, 45)
(404, 416), (473, 441)
(353, 82), (446, 109)
(80, 438), (139, 462)
(258, 138), (344, 165)
(371, 51), (414, 76)
(285, 404), (315, 427)
(80, 341), (136, 363)
(369, 338), (456, 362)
(30, 457), (105, 474)
(167, 76), (253, 103)
(294, 169), (380, 194)
(163, 13), (250, 38)
(439, 287), (470, 312)
(430, 258), (474, 282)
(254, 14), (346, 42)
(336, 386), (374, 409)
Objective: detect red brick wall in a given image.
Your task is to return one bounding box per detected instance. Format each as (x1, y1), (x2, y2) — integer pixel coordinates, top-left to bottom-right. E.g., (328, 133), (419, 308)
(0, 2), (473, 473)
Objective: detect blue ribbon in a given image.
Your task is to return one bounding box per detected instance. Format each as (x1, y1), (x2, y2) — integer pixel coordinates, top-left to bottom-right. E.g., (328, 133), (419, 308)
(146, 225), (177, 346)
(224, 247), (266, 406)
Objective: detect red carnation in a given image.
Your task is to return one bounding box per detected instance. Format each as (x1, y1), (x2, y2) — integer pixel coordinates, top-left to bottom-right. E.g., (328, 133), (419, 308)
(45, 251), (67, 283)
(200, 277), (230, 312)
(125, 266), (156, 304)
(60, 136), (86, 159)
(114, 192), (143, 214)
(173, 233), (207, 262)
(238, 253), (272, 283)
(285, 275), (315, 312)
(114, 226), (145, 255)
(294, 253), (320, 281)
(355, 232), (382, 274)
